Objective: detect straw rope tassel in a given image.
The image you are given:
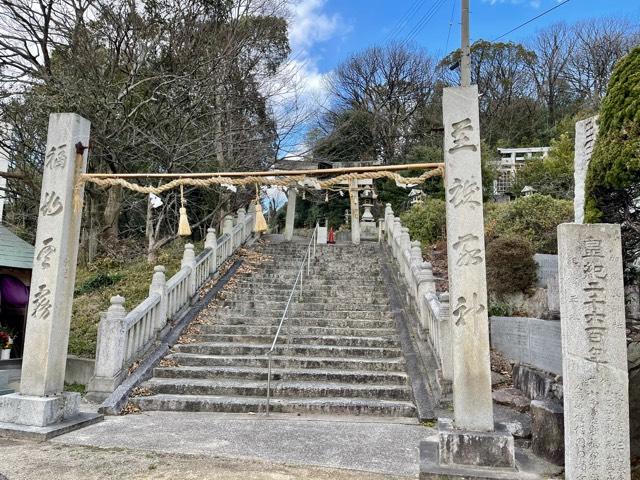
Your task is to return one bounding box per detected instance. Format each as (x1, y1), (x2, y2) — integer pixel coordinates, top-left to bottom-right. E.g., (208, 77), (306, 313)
(254, 184), (268, 233)
(178, 185), (192, 236)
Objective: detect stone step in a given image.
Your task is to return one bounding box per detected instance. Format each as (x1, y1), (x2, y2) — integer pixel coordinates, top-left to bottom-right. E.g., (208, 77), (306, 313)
(166, 353), (407, 371)
(153, 365), (409, 384)
(130, 393), (417, 417)
(200, 324), (397, 337)
(173, 342), (403, 358)
(233, 275), (384, 286)
(222, 292), (385, 302)
(140, 377), (412, 401)
(188, 334), (400, 348)
(217, 301), (390, 312)
(209, 316), (395, 328)
(252, 267), (383, 275)
(212, 309), (391, 320)
(230, 284), (387, 294)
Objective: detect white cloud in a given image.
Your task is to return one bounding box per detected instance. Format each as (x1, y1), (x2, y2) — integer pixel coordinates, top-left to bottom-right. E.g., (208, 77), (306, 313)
(264, 0), (350, 159)
(288, 0), (344, 53)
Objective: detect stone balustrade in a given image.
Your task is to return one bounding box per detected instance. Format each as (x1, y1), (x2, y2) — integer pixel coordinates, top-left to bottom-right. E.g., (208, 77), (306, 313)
(382, 203), (453, 386)
(87, 204), (256, 401)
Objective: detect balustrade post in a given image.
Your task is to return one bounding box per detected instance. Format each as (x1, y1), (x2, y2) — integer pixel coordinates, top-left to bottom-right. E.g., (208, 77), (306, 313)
(223, 214), (233, 236)
(438, 292), (453, 381)
(182, 243), (197, 299)
(415, 261), (435, 336)
(400, 227), (411, 281)
(247, 203), (256, 241)
(409, 241), (423, 299)
(205, 228), (218, 274)
(149, 266), (168, 332)
(392, 217), (401, 258)
(222, 214), (234, 261)
(86, 296), (128, 401)
(384, 204), (394, 245)
(237, 208), (246, 244)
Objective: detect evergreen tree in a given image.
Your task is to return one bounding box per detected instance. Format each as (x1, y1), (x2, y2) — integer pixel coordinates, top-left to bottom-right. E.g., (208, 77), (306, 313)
(586, 46), (640, 276)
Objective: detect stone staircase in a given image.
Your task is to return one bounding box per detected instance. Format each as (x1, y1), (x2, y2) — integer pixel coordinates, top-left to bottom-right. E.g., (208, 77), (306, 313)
(131, 239), (418, 417)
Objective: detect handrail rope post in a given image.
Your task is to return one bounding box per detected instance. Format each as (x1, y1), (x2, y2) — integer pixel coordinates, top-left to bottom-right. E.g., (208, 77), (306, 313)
(266, 352), (272, 416)
(299, 266), (303, 301)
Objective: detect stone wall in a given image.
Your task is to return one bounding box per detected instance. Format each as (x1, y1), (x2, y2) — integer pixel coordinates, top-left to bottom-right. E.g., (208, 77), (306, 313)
(490, 316), (562, 375)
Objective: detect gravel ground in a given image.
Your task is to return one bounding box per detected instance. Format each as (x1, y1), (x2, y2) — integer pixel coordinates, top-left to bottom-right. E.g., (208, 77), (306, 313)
(0, 439), (413, 480)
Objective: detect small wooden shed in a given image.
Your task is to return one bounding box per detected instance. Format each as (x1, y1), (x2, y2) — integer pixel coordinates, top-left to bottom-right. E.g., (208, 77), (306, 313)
(0, 224), (34, 359)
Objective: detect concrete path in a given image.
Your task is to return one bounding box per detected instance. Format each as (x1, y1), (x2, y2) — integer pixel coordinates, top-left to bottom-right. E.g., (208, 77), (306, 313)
(46, 412), (431, 478)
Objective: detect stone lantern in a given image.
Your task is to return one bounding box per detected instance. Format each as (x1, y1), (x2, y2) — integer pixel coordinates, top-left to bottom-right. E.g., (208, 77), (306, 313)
(361, 185), (374, 224)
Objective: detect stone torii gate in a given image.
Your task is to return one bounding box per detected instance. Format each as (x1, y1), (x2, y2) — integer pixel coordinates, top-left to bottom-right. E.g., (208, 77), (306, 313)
(0, 114), (442, 437)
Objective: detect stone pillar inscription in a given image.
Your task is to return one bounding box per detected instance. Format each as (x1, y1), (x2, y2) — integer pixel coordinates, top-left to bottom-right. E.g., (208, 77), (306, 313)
(573, 116), (599, 224)
(20, 113), (90, 396)
(443, 85), (493, 432)
(558, 223), (630, 480)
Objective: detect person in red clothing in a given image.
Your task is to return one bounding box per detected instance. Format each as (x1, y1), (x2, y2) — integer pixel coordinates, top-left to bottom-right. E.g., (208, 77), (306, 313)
(327, 226), (336, 244)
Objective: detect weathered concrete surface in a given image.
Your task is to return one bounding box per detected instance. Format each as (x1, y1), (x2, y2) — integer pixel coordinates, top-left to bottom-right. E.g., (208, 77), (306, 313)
(437, 418), (515, 468)
(558, 223), (630, 480)
(490, 317), (562, 375)
(492, 388), (530, 413)
(65, 356), (95, 386)
(511, 364), (563, 402)
(0, 437), (412, 480)
(419, 439), (562, 480)
(530, 399), (564, 466)
(53, 412), (427, 477)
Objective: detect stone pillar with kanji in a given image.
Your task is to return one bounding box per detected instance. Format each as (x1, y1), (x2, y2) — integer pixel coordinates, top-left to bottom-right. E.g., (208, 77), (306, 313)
(0, 114), (101, 434)
(420, 86), (516, 477)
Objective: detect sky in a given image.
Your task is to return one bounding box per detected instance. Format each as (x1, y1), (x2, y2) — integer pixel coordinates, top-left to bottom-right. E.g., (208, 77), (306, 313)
(284, 0), (640, 115)
(266, 0), (639, 205)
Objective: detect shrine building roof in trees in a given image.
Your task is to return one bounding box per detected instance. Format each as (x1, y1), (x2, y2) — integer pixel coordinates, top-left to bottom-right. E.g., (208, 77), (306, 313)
(0, 225), (34, 270)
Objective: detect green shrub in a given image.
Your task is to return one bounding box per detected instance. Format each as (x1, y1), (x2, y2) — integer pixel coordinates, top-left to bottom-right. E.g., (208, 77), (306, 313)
(586, 45), (640, 276)
(74, 272), (124, 296)
(70, 241), (185, 357)
(484, 194), (573, 254)
(400, 198), (447, 246)
(486, 236), (537, 295)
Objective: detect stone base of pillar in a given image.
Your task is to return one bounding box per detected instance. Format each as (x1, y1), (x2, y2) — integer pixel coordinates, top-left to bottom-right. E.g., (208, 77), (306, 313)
(86, 374), (124, 403)
(0, 392), (102, 440)
(420, 418), (562, 479)
(360, 222), (377, 239)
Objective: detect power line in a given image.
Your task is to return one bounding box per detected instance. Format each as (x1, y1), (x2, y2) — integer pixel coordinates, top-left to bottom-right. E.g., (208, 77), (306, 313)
(494, 0), (570, 41)
(403, 0), (448, 45)
(385, 0), (429, 42)
(444, 0), (456, 55)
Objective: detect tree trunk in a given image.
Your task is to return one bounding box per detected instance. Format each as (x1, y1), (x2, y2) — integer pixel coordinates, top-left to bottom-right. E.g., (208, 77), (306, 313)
(101, 185), (122, 245)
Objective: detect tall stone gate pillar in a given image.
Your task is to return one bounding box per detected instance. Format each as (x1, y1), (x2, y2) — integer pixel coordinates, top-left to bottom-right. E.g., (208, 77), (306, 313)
(349, 179), (360, 245)
(421, 86), (517, 477)
(284, 187), (296, 241)
(0, 113), (102, 436)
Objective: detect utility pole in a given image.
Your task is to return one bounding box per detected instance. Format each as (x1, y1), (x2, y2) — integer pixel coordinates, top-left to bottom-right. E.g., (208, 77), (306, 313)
(460, 0), (471, 87)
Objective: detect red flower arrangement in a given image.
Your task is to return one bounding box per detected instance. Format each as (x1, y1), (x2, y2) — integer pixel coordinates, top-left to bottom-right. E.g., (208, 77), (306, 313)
(0, 329), (13, 349)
